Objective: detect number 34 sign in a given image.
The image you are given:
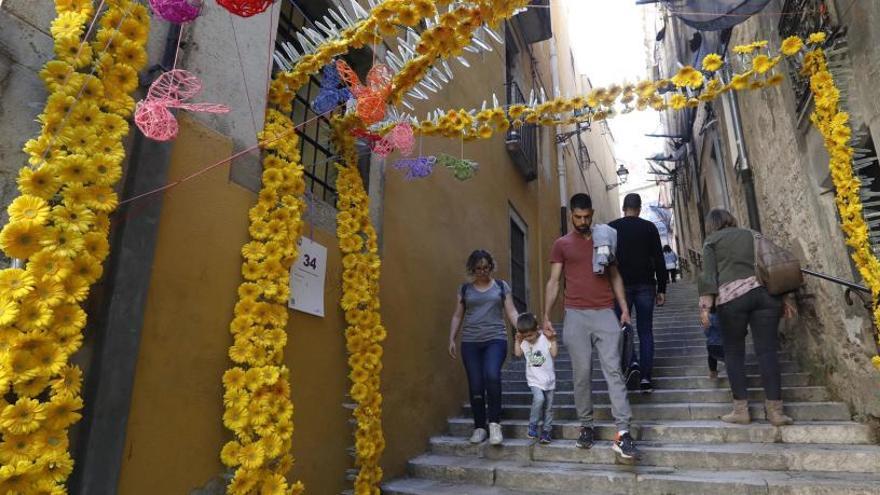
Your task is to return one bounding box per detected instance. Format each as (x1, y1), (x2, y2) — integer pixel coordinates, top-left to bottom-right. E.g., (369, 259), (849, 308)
(288, 237), (327, 317)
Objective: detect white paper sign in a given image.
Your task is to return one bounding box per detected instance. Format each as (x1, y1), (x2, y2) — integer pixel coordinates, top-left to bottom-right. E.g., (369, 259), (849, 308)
(288, 237), (326, 317)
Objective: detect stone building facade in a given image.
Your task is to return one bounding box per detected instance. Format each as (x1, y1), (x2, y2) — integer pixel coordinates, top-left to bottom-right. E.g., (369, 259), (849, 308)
(655, 0), (880, 422)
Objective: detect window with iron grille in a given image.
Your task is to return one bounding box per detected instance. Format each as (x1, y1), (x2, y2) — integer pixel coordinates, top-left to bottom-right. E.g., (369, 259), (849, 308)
(777, 0), (834, 117)
(274, 0), (372, 204)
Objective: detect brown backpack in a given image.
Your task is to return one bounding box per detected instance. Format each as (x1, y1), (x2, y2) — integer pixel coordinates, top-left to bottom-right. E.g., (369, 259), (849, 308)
(751, 231), (803, 295)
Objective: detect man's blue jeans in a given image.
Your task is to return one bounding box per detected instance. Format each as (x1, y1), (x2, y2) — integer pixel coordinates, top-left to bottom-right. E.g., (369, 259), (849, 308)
(615, 284), (655, 380)
(460, 339), (507, 429)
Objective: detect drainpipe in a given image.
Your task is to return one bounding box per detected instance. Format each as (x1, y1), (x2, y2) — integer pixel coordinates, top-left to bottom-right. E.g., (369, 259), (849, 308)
(549, 42), (567, 236)
(710, 122), (732, 210)
(70, 22), (182, 495)
(723, 67), (761, 232)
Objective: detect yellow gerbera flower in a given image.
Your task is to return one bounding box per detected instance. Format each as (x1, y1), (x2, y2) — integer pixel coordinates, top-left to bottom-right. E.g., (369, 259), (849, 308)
(781, 35), (804, 56)
(671, 65), (704, 89)
(55, 0), (95, 15)
(222, 405), (249, 432)
(112, 40), (148, 69)
(752, 54), (778, 74)
(43, 396), (83, 430)
(49, 304), (85, 334)
(61, 273), (90, 303)
(37, 451), (74, 484)
(767, 73), (785, 86)
(85, 185), (119, 213)
(17, 298), (52, 332)
(0, 220), (46, 260)
(808, 32), (827, 44)
(50, 364), (83, 398)
(8, 195), (50, 225)
(0, 299), (19, 326)
(14, 374), (49, 398)
(18, 167), (60, 200)
(104, 63), (139, 94)
(0, 454), (37, 488)
(41, 226), (85, 259)
(71, 255), (103, 283)
(732, 43), (757, 55)
(53, 204), (95, 233)
(669, 94), (687, 111)
(50, 11), (88, 39)
(0, 397), (45, 435)
(39, 60), (75, 92)
(220, 440), (242, 467)
(227, 467), (258, 495)
(118, 18), (149, 46)
(54, 35), (93, 69)
(730, 71), (754, 90)
(29, 251), (71, 283)
(701, 53), (724, 72)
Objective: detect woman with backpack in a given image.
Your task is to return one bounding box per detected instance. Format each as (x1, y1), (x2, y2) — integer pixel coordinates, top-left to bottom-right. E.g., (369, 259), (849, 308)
(698, 209), (798, 426)
(448, 249), (520, 445)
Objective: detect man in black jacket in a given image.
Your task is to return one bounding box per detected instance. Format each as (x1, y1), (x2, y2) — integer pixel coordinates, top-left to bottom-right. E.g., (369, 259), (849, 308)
(609, 193), (667, 393)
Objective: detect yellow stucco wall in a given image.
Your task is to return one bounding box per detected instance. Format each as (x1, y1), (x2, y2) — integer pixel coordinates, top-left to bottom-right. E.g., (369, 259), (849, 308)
(118, 116), (353, 494)
(119, 13), (617, 492)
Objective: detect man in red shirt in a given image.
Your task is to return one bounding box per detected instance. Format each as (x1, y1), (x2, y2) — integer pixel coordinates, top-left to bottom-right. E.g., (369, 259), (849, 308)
(543, 193), (639, 460)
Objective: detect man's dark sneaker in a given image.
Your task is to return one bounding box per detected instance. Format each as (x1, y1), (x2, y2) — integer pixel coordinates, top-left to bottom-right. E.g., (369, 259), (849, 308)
(625, 367), (641, 391)
(612, 432), (639, 460)
(640, 378), (653, 394)
(575, 426), (594, 449)
(539, 430), (552, 444)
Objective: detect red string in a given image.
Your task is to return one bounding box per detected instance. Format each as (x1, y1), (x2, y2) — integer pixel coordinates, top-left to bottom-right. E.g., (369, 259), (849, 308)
(118, 105), (341, 206)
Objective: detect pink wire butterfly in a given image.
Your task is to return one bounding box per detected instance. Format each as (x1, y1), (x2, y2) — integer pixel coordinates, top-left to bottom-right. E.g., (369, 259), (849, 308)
(373, 122), (414, 158)
(336, 60), (393, 126)
(134, 69), (230, 141)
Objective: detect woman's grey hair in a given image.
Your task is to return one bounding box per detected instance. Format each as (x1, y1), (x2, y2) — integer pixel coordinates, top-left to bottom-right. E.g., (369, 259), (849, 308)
(705, 208), (738, 234)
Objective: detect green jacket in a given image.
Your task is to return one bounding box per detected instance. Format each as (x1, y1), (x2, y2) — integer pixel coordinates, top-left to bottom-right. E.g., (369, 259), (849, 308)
(699, 227), (755, 296)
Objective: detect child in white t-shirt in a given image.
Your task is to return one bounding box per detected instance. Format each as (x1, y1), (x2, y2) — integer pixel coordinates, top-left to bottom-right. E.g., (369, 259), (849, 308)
(514, 312), (558, 444)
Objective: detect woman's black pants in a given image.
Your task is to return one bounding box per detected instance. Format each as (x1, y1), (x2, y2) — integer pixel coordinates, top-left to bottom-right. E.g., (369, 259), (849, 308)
(717, 288), (783, 401)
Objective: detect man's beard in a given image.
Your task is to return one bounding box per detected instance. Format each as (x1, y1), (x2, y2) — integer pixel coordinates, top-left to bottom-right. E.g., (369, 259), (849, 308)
(574, 224), (591, 234)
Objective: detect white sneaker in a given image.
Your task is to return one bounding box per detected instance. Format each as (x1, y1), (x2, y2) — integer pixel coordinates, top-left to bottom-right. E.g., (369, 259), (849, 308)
(469, 428), (487, 444)
(488, 422), (503, 445)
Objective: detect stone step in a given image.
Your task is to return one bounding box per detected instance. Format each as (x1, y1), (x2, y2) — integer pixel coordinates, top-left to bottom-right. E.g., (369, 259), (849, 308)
(525, 346), (770, 361)
(446, 418), (877, 445)
(463, 401), (851, 421)
(382, 479), (539, 495)
(427, 437), (880, 473)
(502, 361), (802, 380)
(551, 344), (736, 355)
(505, 354), (790, 370)
(501, 372), (812, 391)
(495, 386), (829, 405)
(406, 455), (880, 494)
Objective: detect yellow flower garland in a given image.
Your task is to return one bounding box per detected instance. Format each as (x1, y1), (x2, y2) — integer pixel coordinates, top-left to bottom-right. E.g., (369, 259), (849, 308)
(799, 42), (880, 370)
(332, 115), (387, 495)
(219, 108), (308, 495)
(0, 0), (149, 490)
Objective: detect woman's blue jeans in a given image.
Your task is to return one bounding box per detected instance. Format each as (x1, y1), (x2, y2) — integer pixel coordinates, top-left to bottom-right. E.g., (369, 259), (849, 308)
(461, 339), (507, 429)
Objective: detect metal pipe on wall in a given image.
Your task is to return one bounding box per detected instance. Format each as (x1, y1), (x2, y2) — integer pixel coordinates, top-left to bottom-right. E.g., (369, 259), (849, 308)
(723, 67), (762, 232)
(549, 41), (568, 236)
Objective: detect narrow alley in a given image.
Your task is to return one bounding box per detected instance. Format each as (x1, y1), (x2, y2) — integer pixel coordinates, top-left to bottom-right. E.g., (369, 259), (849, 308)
(385, 282), (880, 494)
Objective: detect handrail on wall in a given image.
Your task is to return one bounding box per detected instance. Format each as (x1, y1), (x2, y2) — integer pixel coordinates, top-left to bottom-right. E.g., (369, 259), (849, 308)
(801, 269), (880, 355)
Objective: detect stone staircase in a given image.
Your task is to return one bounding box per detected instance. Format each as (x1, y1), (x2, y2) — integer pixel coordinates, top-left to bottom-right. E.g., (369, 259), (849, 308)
(383, 283), (880, 494)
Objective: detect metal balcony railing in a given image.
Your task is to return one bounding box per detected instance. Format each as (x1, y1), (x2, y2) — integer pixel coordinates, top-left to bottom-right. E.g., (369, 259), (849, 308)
(505, 81), (538, 181)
